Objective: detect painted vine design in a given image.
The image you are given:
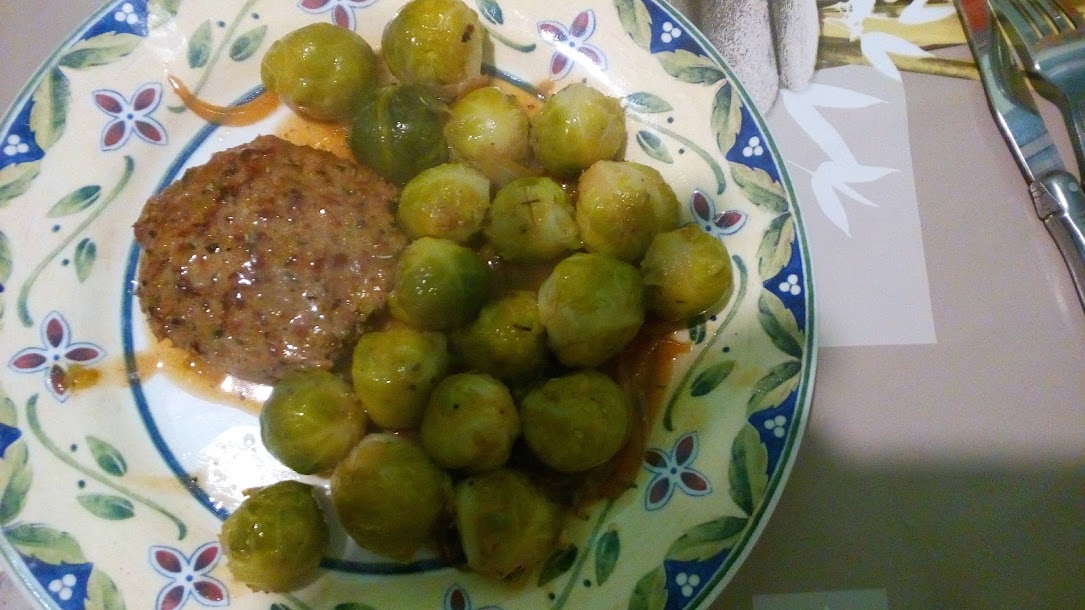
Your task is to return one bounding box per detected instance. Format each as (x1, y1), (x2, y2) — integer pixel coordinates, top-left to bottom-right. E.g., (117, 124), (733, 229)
(0, 386), (127, 610)
(168, 0), (268, 112)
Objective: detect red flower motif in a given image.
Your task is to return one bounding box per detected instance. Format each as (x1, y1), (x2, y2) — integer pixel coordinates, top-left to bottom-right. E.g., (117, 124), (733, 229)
(7, 311), (104, 402)
(643, 432), (712, 511)
(538, 10), (607, 79)
(444, 584), (503, 610)
(150, 542), (229, 610)
(298, 0), (375, 30)
(92, 82), (167, 151)
(691, 189), (747, 236)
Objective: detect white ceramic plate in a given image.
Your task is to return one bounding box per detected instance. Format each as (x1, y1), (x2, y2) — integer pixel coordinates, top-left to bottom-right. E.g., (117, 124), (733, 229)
(0, 1), (816, 608)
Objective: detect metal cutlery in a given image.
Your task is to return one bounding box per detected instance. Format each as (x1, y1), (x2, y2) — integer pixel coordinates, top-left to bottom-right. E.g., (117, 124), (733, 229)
(954, 0), (1085, 310)
(991, 0), (1085, 179)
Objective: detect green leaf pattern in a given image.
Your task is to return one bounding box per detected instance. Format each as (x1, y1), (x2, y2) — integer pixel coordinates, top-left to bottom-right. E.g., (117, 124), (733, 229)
(47, 185), (101, 218)
(689, 360), (735, 397)
(77, 493), (135, 520)
(86, 436), (127, 477)
(0, 389), (31, 525)
(758, 290), (804, 359)
(623, 92), (673, 114)
(538, 544), (578, 587)
(74, 238), (97, 283)
(29, 68), (71, 151)
(594, 528), (620, 585)
(476, 0), (504, 24)
(746, 360), (802, 416)
(636, 130), (674, 163)
(628, 565), (668, 610)
(188, 21), (213, 68)
(711, 82), (743, 156)
(0, 162), (42, 206)
(58, 33), (143, 69)
(664, 515), (748, 562)
(615, 0), (654, 49)
(229, 25), (267, 62)
(655, 50), (726, 84)
(728, 423), (769, 517)
(757, 212), (795, 280)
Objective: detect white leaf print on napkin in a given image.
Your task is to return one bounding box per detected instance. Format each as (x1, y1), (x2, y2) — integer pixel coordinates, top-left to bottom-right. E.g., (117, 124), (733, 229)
(811, 161), (897, 235)
(859, 32), (933, 81)
(781, 83), (898, 235)
(897, 0), (957, 25)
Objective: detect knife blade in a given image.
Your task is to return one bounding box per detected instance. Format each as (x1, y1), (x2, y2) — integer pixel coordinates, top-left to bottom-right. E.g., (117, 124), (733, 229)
(955, 0), (1085, 311)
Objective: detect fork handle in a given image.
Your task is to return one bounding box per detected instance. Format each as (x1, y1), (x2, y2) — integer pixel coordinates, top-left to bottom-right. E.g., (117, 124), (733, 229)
(1035, 171), (1085, 310)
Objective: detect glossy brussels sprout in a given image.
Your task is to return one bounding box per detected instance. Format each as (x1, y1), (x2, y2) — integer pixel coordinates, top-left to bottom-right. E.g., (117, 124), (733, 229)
(330, 433), (451, 560)
(520, 371), (631, 473)
(576, 160), (681, 262)
(351, 326), (451, 430)
(454, 469), (563, 580)
(260, 369), (365, 475)
(260, 23), (378, 122)
(530, 83), (626, 177)
(349, 83), (449, 185)
(420, 373), (520, 472)
(389, 237), (489, 330)
(454, 290), (549, 383)
(220, 480), (329, 592)
(445, 86), (532, 184)
(641, 224), (735, 321)
(484, 177), (581, 263)
(537, 253), (645, 368)
(397, 163), (491, 243)
(381, 0), (483, 90)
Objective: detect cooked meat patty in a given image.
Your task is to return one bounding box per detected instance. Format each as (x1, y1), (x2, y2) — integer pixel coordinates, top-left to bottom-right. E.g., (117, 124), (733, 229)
(134, 135), (407, 384)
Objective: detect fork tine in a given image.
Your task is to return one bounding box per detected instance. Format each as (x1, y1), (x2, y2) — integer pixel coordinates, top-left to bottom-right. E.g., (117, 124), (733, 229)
(1051, 0), (1085, 28)
(1007, 0), (1058, 37)
(995, 0), (1046, 50)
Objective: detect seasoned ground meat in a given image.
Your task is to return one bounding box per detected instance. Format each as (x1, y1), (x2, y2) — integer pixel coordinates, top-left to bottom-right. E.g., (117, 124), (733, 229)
(134, 135), (407, 384)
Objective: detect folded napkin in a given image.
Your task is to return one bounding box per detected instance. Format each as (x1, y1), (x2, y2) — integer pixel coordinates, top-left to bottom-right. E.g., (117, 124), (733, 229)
(670, 0), (820, 111)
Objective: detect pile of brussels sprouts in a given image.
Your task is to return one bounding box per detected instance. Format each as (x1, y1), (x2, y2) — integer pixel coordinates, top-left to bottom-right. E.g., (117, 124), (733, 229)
(218, 0), (736, 593)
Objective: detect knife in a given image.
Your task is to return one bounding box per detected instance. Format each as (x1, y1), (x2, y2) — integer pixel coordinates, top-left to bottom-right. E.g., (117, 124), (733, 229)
(954, 0), (1085, 311)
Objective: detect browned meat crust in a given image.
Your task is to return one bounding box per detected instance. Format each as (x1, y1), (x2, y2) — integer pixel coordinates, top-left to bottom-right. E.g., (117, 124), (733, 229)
(134, 135), (407, 384)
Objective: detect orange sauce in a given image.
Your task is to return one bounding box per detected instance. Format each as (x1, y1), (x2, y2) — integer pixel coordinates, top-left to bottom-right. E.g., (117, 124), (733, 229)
(63, 340), (267, 414)
(275, 113), (352, 159)
(167, 74), (279, 126)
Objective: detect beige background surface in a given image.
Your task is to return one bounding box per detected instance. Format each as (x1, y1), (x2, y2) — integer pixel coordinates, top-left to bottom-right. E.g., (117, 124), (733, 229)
(1, 1), (1083, 608)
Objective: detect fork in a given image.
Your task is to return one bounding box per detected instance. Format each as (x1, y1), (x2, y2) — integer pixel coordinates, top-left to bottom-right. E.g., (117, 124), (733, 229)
(990, 0), (1085, 178)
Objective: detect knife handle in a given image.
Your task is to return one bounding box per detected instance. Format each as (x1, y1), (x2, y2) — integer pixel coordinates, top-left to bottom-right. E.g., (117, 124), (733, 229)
(1037, 172), (1085, 310)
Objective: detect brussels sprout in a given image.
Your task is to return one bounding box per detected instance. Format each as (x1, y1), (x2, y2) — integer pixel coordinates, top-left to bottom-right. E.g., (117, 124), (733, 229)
(331, 433), (451, 560)
(454, 469), (563, 580)
(641, 224), (735, 321)
(537, 253), (645, 368)
(445, 86), (533, 184)
(389, 237), (489, 330)
(420, 373), (520, 472)
(349, 83), (449, 185)
(220, 480), (329, 592)
(397, 163), (491, 243)
(519, 371), (631, 473)
(576, 160), (681, 262)
(381, 0), (484, 90)
(454, 290), (549, 383)
(260, 369), (365, 475)
(484, 177), (581, 263)
(351, 326), (451, 430)
(260, 23), (378, 122)
(530, 83), (626, 177)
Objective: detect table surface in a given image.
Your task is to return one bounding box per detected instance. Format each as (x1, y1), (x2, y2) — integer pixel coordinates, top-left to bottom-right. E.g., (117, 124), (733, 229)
(1, 1), (1082, 609)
